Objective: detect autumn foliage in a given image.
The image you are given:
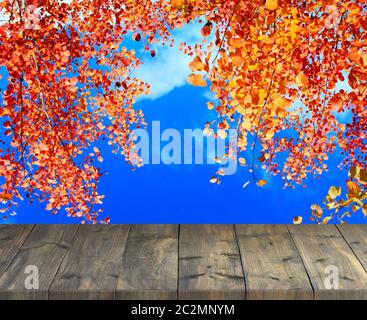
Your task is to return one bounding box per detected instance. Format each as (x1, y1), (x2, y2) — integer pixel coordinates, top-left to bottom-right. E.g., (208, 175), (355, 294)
(0, 0), (366, 223)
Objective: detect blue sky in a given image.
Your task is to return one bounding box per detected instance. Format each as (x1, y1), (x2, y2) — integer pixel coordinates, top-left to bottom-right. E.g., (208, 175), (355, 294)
(1, 24), (365, 224)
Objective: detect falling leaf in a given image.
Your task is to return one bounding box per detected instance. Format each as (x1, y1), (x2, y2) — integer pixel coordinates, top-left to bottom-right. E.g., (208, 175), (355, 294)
(239, 158), (246, 166)
(257, 180), (267, 187)
(293, 216), (303, 224)
(216, 169), (225, 176)
(133, 33), (141, 41)
(210, 176), (218, 184)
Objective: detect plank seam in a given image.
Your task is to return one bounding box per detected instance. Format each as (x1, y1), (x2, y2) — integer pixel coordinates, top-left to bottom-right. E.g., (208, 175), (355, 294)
(233, 225), (247, 300)
(285, 225), (316, 300)
(47, 225), (80, 300)
(176, 224), (181, 301)
(336, 225), (367, 276)
(0, 224), (36, 277)
(114, 224), (132, 300)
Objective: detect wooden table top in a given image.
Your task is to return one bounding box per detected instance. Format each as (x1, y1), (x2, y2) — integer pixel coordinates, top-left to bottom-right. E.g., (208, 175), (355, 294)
(0, 224), (367, 300)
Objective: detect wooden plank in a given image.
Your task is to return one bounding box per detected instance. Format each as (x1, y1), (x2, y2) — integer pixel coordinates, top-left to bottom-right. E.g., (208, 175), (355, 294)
(0, 225), (78, 300)
(50, 225), (130, 300)
(116, 224), (178, 300)
(337, 225), (367, 272)
(288, 225), (367, 299)
(235, 225), (313, 300)
(178, 225), (245, 300)
(0, 225), (34, 277)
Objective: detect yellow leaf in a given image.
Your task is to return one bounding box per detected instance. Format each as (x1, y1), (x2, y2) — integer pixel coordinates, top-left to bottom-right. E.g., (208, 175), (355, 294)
(311, 204), (323, 217)
(210, 177), (218, 184)
(293, 216), (303, 224)
(257, 179), (267, 187)
(203, 126), (212, 136)
(239, 157), (246, 166)
(207, 102), (214, 110)
(362, 53), (367, 66)
(217, 130), (227, 139)
(265, 0), (278, 11)
(216, 169), (225, 176)
(328, 186), (342, 200)
(187, 73), (207, 87)
(322, 216), (332, 224)
(341, 211), (351, 219)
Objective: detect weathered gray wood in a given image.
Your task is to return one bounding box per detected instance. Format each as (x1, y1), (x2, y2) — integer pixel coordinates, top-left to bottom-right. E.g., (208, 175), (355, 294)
(116, 224), (178, 300)
(236, 225), (313, 299)
(0, 225), (78, 300)
(0, 225), (34, 277)
(178, 225), (245, 300)
(50, 225), (130, 300)
(337, 225), (367, 273)
(288, 225), (367, 299)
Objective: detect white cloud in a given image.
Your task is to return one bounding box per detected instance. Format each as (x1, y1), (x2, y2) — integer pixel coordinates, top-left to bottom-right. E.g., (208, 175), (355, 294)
(135, 23), (207, 101)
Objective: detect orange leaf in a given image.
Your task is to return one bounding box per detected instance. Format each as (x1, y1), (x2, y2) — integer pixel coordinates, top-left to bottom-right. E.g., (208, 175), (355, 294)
(187, 74), (207, 87)
(257, 180), (267, 187)
(347, 181), (361, 199)
(201, 21), (212, 37)
(0, 193), (12, 201)
(265, 0), (278, 11)
(189, 56), (206, 72)
(293, 216), (303, 224)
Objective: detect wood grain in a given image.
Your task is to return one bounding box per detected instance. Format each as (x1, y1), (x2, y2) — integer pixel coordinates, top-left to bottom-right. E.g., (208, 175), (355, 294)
(0, 224), (367, 300)
(337, 225), (367, 272)
(0, 225), (34, 277)
(236, 225), (313, 299)
(178, 225), (245, 300)
(0, 225), (78, 300)
(116, 224), (178, 300)
(288, 225), (367, 299)
(50, 225), (130, 300)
